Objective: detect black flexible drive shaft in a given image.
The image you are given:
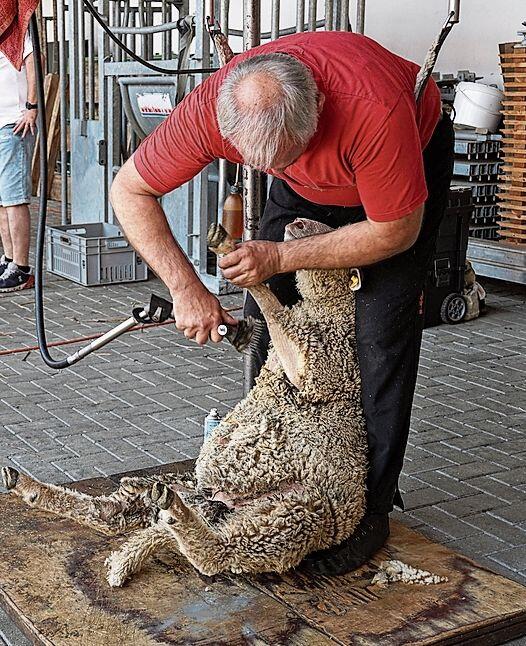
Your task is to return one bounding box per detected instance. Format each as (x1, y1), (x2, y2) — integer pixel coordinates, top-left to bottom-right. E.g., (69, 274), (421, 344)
(82, 0), (218, 76)
(30, 14), (69, 369)
(30, 2), (220, 369)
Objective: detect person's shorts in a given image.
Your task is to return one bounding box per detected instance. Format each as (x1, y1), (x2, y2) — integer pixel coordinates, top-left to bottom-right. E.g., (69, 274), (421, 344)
(0, 123), (35, 207)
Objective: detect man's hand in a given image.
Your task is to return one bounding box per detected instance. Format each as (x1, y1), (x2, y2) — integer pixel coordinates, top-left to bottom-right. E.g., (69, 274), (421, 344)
(218, 240), (282, 287)
(171, 283), (237, 345)
(13, 110), (37, 137)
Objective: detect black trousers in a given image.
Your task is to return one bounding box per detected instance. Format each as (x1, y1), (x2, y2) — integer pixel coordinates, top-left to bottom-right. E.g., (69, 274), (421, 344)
(244, 111), (455, 514)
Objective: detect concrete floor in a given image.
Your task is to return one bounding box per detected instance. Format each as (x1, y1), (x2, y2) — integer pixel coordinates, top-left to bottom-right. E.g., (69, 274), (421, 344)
(0, 201), (525, 644)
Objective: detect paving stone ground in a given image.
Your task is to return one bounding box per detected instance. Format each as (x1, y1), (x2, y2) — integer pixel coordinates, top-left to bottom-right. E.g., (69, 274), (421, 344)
(0, 201), (525, 644)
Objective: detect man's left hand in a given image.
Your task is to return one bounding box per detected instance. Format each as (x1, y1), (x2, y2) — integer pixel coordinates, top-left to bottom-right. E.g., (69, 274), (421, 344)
(218, 240), (282, 287)
(14, 110), (37, 137)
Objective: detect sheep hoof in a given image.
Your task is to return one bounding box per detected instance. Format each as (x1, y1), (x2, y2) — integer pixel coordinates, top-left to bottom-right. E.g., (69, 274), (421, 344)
(119, 476), (150, 495)
(150, 482), (174, 510)
(105, 553), (127, 588)
(2, 466), (18, 491)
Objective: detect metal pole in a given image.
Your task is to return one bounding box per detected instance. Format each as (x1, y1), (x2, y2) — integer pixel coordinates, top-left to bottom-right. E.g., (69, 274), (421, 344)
(87, 11), (95, 118)
(242, 0), (262, 394)
(220, 0), (230, 32)
(448, 0), (460, 22)
(57, 0), (68, 224)
(162, 0), (168, 58)
(191, 1), (211, 273)
(51, 0), (59, 73)
(271, 0), (280, 40)
(308, 0), (317, 31)
(324, 0), (334, 30)
(339, 0), (349, 31)
(217, 0), (230, 221)
(296, 0), (305, 32)
(356, 0), (365, 34)
(78, 0), (86, 122)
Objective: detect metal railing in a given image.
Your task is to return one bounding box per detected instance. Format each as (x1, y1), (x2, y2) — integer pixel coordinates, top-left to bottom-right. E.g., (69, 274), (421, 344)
(54, 0), (362, 267)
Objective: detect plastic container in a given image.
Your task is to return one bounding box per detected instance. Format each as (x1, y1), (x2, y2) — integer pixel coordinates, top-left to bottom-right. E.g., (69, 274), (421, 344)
(46, 223), (148, 286)
(453, 82), (504, 132)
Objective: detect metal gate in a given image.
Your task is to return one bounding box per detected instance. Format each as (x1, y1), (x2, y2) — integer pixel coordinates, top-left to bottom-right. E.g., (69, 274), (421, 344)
(58, 0), (364, 293)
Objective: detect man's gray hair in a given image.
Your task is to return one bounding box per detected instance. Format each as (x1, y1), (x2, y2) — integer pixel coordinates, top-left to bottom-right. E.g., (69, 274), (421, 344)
(217, 53), (319, 171)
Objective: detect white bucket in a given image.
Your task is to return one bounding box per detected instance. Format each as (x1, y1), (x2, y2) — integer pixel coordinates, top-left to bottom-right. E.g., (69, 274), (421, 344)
(453, 82), (504, 132)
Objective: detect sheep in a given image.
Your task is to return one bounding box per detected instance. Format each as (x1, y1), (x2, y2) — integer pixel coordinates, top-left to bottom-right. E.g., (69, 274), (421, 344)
(2, 218), (368, 587)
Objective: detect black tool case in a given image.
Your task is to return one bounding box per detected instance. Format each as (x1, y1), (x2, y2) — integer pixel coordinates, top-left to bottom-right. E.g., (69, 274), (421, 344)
(424, 186), (473, 328)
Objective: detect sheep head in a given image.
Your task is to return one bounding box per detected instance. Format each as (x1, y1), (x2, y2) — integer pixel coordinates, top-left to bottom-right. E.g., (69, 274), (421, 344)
(284, 218), (357, 308)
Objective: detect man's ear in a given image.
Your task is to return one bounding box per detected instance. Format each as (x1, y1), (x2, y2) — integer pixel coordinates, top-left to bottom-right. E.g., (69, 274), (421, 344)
(317, 92), (325, 114)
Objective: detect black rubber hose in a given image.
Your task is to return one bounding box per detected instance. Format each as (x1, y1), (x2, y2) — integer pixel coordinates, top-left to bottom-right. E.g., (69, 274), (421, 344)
(82, 0), (218, 76)
(30, 14), (69, 369)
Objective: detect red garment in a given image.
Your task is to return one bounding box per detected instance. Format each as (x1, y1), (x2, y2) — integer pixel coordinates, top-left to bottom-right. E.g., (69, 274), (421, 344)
(0, 0), (39, 71)
(135, 32), (441, 222)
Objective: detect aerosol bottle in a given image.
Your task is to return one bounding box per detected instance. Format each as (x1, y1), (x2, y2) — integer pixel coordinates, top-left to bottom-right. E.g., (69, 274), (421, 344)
(204, 408), (222, 441)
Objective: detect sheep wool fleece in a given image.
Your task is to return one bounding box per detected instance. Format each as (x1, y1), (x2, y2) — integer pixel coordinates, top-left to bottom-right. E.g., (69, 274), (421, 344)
(2, 219), (368, 584)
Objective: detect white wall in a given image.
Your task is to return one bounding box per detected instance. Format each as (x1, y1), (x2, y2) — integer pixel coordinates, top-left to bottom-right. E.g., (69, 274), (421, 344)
(221, 1), (524, 88)
(224, 1), (524, 87)
(41, 0), (525, 87)
(363, 0), (525, 88)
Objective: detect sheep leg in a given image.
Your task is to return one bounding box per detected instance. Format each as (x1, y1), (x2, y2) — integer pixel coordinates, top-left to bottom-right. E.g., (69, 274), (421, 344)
(1, 466), (148, 535)
(105, 525), (175, 587)
(118, 472), (195, 496)
(208, 225), (303, 388)
(245, 285), (304, 389)
(151, 483), (321, 576)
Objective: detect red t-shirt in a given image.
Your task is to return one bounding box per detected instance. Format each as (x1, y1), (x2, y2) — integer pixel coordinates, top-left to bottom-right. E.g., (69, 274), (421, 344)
(134, 32), (441, 222)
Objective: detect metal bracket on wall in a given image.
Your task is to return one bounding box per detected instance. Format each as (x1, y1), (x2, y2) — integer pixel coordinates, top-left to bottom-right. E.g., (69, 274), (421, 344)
(98, 140), (107, 166)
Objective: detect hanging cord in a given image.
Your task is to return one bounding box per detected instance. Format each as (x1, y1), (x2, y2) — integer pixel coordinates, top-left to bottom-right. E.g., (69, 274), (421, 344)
(206, 14), (242, 224)
(414, 10), (458, 102)
(82, 0), (218, 76)
(1, 305), (243, 360)
(31, 2), (224, 369)
(30, 13), (71, 368)
(206, 15), (235, 67)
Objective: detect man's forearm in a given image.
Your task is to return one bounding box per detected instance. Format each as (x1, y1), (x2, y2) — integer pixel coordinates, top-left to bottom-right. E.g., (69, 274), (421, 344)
(110, 174), (200, 296)
(278, 209), (423, 273)
(110, 158), (237, 344)
(218, 205), (424, 287)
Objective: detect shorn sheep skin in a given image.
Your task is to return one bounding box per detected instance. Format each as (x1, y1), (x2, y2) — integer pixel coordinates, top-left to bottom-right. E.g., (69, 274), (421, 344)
(2, 218), (369, 586)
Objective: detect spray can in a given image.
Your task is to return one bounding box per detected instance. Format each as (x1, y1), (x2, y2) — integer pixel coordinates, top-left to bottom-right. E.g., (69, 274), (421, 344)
(204, 408), (222, 441)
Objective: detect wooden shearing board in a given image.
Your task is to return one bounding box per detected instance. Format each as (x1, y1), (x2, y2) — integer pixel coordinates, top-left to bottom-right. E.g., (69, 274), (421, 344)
(0, 461), (526, 646)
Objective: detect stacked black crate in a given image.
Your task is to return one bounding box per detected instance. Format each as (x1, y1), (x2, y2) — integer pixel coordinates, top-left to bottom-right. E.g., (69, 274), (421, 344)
(451, 130), (502, 241)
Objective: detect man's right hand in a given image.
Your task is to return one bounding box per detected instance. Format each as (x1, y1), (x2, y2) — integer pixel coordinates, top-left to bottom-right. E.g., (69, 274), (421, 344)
(170, 284), (238, 345)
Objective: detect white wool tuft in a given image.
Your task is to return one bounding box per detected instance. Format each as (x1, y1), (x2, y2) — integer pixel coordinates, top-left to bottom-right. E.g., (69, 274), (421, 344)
(372, 560), (449, 587)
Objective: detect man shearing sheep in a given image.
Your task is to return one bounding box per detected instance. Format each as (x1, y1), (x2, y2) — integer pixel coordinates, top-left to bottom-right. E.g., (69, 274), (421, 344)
(110, 31), (454, 575)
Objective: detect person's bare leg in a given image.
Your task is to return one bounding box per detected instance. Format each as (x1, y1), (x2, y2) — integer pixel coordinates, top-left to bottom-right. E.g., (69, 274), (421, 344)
(6, 204), (30, 266)
(0, 206), (13, 260)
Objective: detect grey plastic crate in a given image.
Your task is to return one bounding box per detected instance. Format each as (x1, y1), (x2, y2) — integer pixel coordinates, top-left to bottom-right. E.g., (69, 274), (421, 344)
(46, 223), (148, 286)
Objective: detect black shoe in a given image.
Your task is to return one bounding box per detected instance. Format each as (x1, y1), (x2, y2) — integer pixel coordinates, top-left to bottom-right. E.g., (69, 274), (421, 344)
(0, 262), (34, 292)
(301, 512), (390, 576)
(0, 255), (9, 277)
